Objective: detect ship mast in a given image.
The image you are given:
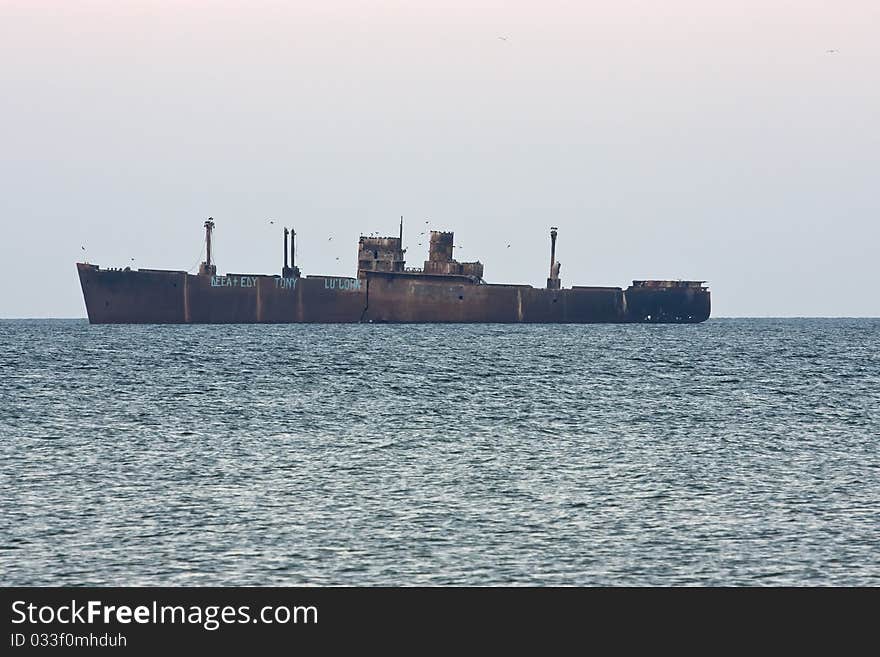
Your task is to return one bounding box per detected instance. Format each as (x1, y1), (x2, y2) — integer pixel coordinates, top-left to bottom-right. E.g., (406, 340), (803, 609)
(547, 226), (561, 290)
(199, 217), (216, 276)
(283, 227), (298, 278)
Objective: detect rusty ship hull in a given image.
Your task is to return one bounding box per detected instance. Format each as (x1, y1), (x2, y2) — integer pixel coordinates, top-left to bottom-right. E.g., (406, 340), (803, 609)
(77, 221), (710, 324)
(77, 266), (710, 324)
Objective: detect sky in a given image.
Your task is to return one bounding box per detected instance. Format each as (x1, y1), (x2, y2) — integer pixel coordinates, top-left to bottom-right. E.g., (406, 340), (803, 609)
(1, 0), (877, 317)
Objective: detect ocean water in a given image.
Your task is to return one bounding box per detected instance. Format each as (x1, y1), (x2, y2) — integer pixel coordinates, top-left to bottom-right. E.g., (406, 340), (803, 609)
(1, 318), (878, 586)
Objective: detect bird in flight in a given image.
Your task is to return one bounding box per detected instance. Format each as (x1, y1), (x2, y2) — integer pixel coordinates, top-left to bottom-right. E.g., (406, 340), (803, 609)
(81, 245), (86, 251)
(507, 244), (511, 248)
(328, 237), (333, 241)
(268, 219), (275, 224)
(826, 49), (839, 53)
(498, 36), (508, 41)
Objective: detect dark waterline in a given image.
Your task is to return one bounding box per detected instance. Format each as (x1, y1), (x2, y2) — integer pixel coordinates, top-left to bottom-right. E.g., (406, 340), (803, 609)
(1, 318), (878, 585)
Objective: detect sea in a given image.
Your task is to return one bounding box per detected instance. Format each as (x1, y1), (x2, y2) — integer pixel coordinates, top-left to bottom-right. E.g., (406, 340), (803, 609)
(1, 318), (878, 586)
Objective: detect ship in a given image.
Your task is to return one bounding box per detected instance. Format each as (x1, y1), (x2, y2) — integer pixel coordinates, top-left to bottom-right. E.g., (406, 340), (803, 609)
(76, 218), (710, 324)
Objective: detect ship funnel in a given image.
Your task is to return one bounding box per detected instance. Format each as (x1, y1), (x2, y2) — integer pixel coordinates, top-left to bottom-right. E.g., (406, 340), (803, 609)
(198, 217), (217, 276)
(547, 226), (561, 290)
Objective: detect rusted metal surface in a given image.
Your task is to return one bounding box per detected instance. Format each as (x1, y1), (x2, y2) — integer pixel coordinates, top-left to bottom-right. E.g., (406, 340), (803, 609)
(631, 280), (707, 290)
(197, 218), (216, 276)
(357, 236), (405, 275)
(77, 223), (710, 324)
(281, 227), (297, 278)
(547, 226), (561, 290)
(420, 231), (484, 280)
(78, 263), (710, 324)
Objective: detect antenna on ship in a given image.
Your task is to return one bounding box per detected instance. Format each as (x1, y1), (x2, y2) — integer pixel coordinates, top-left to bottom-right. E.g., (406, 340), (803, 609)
(547, 226), (561, 290)
(399, 215), (407, 270)
(290, 227), (299, 278)
(199, 217), (217, 276)
(283, 227), (291, 277)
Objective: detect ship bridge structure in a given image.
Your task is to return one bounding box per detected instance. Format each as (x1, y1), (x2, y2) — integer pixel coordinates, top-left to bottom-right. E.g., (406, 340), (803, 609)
(356, 219), (484, 283)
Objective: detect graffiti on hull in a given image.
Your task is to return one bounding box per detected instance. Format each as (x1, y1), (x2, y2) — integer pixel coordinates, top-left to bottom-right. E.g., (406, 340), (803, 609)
(324, 278), (362, 291)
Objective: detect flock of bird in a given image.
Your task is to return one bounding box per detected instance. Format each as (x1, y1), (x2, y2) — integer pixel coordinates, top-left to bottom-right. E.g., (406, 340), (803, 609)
(82, 216), (518, 268)
(264, 217), (514, 261)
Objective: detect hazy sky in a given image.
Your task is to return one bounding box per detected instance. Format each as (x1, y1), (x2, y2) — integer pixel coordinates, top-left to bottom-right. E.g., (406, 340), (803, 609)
(1, 1), (877, 317)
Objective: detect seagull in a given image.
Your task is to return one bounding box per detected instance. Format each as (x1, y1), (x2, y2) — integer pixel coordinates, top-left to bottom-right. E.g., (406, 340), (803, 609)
(826, 49), (839, 53)
(498, 36), (508, 41)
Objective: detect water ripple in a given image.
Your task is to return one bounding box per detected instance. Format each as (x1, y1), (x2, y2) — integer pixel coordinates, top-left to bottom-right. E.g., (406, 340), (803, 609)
(1, 318), (878, 585)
